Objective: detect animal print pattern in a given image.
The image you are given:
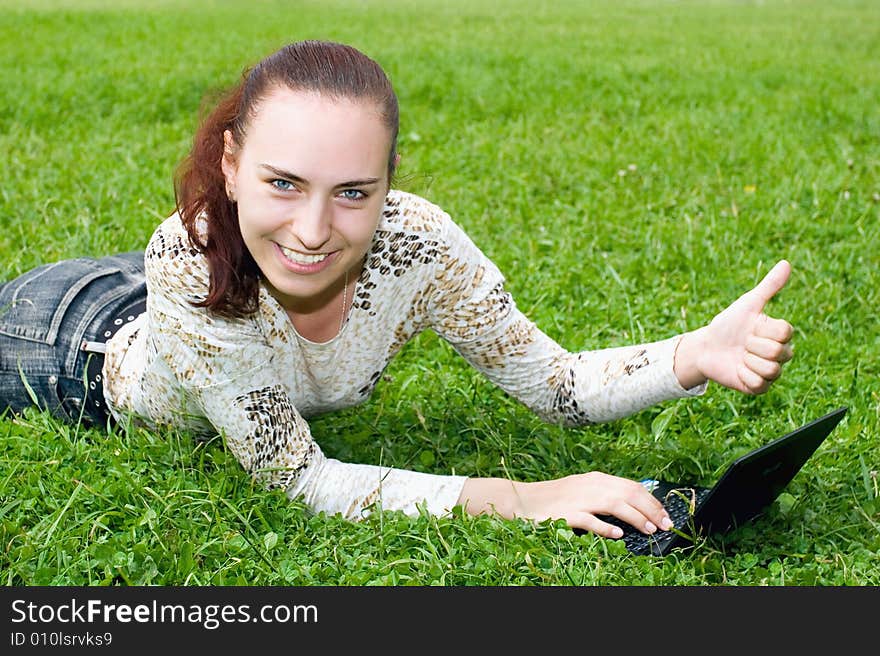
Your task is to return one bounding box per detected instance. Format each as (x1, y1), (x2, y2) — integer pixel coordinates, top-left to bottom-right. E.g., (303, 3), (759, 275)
(102, 190), (705, 521)
(233, 385), (316, 490)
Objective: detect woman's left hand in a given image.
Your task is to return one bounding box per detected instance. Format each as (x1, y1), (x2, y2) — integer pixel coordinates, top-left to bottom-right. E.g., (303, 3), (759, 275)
(675, 260), (794, 394)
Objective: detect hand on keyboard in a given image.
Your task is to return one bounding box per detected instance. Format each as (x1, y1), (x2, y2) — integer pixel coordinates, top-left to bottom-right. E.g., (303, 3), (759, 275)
(511, 471), (677, 539)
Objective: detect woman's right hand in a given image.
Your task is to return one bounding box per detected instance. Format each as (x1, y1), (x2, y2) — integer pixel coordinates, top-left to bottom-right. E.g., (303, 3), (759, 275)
(457, 472), (674, 539)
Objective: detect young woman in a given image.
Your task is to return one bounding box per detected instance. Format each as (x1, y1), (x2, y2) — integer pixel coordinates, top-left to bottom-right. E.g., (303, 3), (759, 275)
(0, 40), (794, 541)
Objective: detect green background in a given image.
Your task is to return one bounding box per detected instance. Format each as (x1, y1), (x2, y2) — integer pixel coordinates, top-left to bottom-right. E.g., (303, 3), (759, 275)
(1, 0), (878, 584)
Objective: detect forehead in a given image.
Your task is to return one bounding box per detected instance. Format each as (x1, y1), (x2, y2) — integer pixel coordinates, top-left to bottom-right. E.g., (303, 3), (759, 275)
(246, 88), (388, 145)
(257, 85), (381, 115)
(239, 87), (391, 177)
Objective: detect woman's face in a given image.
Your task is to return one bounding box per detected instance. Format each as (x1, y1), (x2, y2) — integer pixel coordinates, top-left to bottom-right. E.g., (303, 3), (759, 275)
(222, 87), (392, 313)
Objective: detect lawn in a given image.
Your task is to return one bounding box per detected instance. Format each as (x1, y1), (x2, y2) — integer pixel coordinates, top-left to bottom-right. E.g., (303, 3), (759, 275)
(0, 0), (878, 585)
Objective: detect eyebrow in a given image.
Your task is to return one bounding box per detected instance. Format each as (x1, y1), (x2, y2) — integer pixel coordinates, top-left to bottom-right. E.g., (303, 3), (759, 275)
(259, 164), (381, 188)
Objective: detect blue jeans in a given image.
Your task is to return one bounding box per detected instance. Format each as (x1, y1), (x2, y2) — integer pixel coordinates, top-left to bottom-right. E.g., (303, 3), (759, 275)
(0, 252), (147, 427)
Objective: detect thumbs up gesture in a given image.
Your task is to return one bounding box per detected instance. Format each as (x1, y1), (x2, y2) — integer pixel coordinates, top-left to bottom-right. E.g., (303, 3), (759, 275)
(674, 261), (795, 394)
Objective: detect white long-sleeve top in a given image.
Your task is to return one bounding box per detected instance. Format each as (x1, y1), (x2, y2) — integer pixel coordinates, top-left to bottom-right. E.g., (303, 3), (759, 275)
(102, 190), (705, 520)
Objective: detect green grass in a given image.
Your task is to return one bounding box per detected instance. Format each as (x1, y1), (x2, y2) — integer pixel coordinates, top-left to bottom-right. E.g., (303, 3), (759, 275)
(1, 0), (878, 585)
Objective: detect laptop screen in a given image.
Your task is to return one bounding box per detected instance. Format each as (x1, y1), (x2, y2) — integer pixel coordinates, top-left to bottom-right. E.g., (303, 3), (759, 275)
(693, 407), (847, 534)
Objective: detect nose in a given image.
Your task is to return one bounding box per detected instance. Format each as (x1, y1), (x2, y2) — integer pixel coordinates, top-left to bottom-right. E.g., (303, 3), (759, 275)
(291, 196), (332, 250)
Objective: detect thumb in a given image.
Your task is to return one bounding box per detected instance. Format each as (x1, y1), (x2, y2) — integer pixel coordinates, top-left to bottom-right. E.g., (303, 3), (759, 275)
(749, 260), (792, 305)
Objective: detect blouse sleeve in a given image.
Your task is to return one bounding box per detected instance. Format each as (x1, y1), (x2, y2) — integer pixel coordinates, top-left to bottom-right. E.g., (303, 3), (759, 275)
(143, 219), (465, 519)
(427, 213), (706, 426)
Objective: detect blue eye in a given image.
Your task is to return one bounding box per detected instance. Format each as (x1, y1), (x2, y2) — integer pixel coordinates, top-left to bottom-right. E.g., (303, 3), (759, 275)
(271, 179), (294, 191)
(339, 189), (366, 201)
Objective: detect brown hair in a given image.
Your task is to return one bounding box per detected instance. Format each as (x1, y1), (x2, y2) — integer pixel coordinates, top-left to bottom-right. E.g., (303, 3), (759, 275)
(174, 40), (399, 317)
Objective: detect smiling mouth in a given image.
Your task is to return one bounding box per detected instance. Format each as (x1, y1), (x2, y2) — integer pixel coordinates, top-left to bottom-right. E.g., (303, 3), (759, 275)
(277, 243), (331, 265)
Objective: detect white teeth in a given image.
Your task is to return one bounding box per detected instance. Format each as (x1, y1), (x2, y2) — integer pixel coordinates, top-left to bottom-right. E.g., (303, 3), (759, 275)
(279, 244), (329, 265)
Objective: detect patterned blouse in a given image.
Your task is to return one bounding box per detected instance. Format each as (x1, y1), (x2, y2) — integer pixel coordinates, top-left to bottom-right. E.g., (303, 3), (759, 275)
(102, 190), (705, 520)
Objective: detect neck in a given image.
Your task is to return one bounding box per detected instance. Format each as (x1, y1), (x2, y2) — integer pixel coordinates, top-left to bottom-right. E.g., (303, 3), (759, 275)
(275, 265), (356, 343)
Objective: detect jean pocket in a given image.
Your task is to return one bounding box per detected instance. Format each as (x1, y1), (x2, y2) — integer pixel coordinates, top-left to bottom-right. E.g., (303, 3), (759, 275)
(0, 259), (122, 345)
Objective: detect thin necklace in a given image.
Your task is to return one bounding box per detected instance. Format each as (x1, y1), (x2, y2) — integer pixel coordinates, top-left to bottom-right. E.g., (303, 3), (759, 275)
(339, 268), (349, 333)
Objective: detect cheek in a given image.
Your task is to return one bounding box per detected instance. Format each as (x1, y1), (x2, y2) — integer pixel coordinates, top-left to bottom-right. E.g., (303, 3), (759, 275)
(237, 198), (285, 234)
(236, 214), (276, 256)
(340, 212), (382, 249)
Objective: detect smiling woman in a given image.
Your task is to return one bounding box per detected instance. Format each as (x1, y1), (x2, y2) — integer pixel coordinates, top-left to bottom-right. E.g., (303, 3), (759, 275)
(221, 90), (392, 340)
(0, 40), (795, 544)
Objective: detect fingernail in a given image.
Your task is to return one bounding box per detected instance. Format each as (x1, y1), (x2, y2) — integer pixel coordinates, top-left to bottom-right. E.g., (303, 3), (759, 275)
(612, 527), (623, 538)
(645, 521), (657, 533)
(660, 517), (674, 531)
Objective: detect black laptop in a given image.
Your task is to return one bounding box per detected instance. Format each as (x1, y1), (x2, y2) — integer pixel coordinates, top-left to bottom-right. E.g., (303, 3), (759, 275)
(590, 407), (848, 556)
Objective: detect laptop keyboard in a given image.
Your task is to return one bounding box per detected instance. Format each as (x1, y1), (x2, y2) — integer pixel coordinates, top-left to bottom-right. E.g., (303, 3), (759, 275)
(599, 485), (713, 555)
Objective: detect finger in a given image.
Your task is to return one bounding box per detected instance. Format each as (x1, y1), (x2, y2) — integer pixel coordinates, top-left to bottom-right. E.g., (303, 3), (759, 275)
(604, 504), (663, 535)
(749, 260), (791, 305)
(614, 488), (674, 534)
(628, 489), (675, 533)
(574, 513), (625, 539)
(754, 314), (794, 343)
(737, 362), (770, 394)
(745, 335), (794, 362)
(576, 509), (663, 540)
(743, 352), (783, 381)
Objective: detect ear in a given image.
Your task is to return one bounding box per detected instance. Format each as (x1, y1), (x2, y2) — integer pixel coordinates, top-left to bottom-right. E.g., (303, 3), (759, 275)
(221, 130), (238, 199)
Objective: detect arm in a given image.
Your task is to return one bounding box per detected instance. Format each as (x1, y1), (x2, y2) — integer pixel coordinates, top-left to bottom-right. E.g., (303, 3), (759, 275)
(427, 216), (706, 426)
(186, 358), (468, 520)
